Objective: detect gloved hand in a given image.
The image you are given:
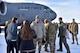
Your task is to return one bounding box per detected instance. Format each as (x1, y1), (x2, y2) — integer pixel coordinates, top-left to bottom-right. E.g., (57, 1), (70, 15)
(69, 31), (72, 33)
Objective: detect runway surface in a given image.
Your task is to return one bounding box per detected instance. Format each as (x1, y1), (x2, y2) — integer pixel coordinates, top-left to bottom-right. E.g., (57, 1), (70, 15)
(0, 27), (80, 53)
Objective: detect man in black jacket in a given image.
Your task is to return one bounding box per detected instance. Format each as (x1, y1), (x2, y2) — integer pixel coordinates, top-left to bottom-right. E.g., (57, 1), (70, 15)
(57, 17), (70, 53)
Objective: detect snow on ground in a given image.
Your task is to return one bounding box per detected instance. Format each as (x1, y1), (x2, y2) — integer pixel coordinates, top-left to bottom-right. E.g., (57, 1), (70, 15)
(0, 27), (80, 53)
(35, 30), (80, 53)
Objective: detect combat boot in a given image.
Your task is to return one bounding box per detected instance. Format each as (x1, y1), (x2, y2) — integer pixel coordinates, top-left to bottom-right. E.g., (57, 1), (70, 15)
(72, 42), (74, 44)
(45, 48), (49, 52)
(57, 49), (63, 51)
(77, 41), (79, 45)
(67, 51), (70, 53)
(38, 50), (40, 53)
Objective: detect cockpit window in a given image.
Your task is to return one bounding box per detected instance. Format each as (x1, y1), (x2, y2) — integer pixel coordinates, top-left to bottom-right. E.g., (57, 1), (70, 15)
(44, 6), (48, 10)
(50, 10), (53, 13)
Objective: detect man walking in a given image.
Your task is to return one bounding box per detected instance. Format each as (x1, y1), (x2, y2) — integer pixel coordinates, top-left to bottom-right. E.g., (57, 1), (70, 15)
(30, 15), (46, 53)
(44, 19), (56, 53)
(57, 17), (70, 53)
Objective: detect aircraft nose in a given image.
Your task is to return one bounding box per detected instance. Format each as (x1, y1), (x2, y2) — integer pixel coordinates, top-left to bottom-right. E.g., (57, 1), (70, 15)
(51, 12), (57, 20)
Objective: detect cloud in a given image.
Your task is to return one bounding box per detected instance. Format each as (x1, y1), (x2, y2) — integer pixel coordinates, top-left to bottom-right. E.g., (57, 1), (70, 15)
(32, 1), (49, 5)
(54, 9), (80, 23)
(3, 0), (72, 7)
(51, 2), (70, 6)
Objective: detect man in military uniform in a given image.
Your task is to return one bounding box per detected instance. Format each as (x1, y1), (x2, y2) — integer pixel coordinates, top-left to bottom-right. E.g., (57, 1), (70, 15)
(30, 15), (46, 53)
(44, 19), (56, 53)
(57, 17), (70, 53)
(69, 19), (79, 45)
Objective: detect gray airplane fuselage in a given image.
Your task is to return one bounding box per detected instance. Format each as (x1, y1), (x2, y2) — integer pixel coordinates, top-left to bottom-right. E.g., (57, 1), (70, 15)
(0, 2), (57, 25)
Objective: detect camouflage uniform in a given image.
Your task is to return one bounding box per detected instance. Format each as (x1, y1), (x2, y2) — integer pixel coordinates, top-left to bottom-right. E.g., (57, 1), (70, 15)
(69, 22), (79, 44)
(44, 20), (56, 53)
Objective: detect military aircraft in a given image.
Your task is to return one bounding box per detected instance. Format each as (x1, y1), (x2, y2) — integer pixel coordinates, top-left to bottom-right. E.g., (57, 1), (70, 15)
(0, 0), (57, 25)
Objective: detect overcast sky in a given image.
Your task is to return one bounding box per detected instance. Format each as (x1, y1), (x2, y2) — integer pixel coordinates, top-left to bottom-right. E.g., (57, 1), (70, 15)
(3, 0), (80, 23)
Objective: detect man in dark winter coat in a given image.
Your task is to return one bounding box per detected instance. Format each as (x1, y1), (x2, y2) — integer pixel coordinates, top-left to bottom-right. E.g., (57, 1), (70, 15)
(57, 17), (70, 53)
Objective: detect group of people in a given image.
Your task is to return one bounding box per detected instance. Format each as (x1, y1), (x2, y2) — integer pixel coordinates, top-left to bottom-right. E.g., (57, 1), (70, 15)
(0, 15), (79, 53)
(57, 18), (79, 53)
(3, 16), (56, 53)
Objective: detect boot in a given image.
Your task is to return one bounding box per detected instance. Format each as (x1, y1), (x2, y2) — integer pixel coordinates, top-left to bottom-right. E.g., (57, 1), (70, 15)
(71, 42), (74, 44)
(45, 48), (49, 52)
(67, 51), (70, 53)
(77, 42), (79, 45)
(57, 49), (63, 51)
(38, 50), (40, 53)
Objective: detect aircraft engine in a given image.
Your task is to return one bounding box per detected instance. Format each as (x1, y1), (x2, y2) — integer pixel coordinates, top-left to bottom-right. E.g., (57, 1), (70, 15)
(0, 1), (7, 15)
